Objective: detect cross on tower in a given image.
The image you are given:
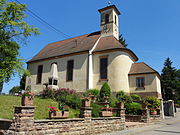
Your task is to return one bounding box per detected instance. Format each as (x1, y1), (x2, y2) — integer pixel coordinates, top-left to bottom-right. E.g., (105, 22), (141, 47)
(108, 1), (111, 6)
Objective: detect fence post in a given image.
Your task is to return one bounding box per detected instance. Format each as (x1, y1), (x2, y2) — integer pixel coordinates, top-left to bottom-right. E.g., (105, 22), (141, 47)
(141, 108), (150, 123)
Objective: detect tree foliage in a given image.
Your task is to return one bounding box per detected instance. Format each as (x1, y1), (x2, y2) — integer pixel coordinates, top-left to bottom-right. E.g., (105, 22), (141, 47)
(119, 34), (128, 48)
(0, 0), (39, 92)
(99, 82), (111, 99)
(9, 86), (20, 95)
(161, 58), (178, 101)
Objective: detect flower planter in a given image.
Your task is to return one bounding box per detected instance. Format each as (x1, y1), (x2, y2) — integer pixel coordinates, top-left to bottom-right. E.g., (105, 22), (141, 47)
(21, 96), (33, 106)
(100, 111), (112, 117)
(82, 99), (91, 107)
(49, 111), (69, 119)
(150, 110), (157, 115)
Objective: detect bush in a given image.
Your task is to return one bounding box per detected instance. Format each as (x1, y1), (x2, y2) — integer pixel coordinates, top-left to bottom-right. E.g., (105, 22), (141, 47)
(131, 94), (141, 101)
(116, 91), (132, 103)
(99, 83), (111, 99)
(40, 88), (82, 110)
(91, 103), (103, 117)
(125, 102), (142, 115)
(85, 89), (99, 96)
(109, 96), (118, 107)
(144, 96), (160, 109)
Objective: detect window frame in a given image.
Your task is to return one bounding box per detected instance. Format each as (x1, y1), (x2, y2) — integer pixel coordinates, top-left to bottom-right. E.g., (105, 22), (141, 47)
(66, 60), (74, 81)
(36, 65), (43, 84)
(136, 77), (145, 89)
(99, 56), (108, 81)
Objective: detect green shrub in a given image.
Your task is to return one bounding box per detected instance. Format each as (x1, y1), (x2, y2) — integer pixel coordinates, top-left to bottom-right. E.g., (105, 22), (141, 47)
(131, 94), (141, 101)
(116, 91), (132, 103)
(116, 91), (125, 102)
(85, 89), (99, 96)
(144, 96), (160, 109)
(125, 102), (142, 115)
(91, 103), (103, 117)
(109, 96), (118, 107)
(99, 83), (111, 99)
(62, 94), (82, 109)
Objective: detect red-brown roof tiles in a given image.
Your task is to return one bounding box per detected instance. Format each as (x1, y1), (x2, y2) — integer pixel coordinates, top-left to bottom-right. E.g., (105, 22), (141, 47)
(129, 62), (158, 75)
(28, 32), (101, 63)
(28, 32), (138, 63)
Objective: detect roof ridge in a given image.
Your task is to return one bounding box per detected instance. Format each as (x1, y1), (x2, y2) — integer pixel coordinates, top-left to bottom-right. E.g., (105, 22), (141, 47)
(48, 31), (100, 46)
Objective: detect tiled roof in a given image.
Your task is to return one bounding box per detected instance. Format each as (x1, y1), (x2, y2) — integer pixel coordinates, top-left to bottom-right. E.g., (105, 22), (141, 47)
(93, 36), (125, 52)
(28, 32), (138, 63)
(28, 31), (101, 63)
(129, 62), (158, 75)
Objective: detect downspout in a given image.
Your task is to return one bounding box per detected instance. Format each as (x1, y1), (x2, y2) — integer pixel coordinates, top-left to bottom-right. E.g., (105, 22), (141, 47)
(88, 37), (101, 89)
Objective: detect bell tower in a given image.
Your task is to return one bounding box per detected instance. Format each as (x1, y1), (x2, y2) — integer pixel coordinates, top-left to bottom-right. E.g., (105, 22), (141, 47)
(98, 5), (120, 40)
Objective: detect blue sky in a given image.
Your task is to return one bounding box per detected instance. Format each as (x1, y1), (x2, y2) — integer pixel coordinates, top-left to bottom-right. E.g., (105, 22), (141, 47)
(3, 0), (180, 93)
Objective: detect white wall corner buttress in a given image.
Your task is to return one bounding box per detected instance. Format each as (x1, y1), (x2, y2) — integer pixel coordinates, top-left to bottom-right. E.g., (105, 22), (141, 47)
(88, 37), (101, 89)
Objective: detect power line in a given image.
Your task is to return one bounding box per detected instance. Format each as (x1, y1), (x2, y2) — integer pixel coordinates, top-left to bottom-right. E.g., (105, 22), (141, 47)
(12, 0), (72, 38)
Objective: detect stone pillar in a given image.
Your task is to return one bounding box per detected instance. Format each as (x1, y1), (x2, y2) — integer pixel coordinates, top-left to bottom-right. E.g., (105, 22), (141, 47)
(10, 106), (35, 134)
(160, 99), (165, 119)
(80, 107), (92, 118)
(118, 108), (126, 123)
(141, 109), (150, 123)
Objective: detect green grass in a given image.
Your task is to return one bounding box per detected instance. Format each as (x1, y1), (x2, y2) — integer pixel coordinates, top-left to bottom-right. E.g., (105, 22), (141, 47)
(0, 95), (79, 119)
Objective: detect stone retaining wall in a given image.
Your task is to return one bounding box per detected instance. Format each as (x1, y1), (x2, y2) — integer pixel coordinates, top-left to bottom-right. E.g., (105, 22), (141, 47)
(125, 115), (142, 122)
(0, 106), (125, 135)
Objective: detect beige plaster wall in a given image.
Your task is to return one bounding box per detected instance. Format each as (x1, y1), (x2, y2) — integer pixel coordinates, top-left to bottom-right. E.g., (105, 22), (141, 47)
(27, 53), (88, 93)
(128, 73), (161, 94)
(93, 51), (135, 93)
(155, 76), (161, 94)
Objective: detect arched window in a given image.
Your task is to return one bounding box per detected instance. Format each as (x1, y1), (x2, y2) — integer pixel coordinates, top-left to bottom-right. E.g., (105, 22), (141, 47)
(105, 14), (109, 24)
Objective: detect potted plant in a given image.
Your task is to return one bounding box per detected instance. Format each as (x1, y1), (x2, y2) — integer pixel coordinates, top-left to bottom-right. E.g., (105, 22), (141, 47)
(145, 96), (160, 115)
(48, 105), (69, 119)
(82, 97), (91, 107)
(21, 91), (34, 106)
(100, 105), (113, 117)
(116, 91), (132, 109)
(150, 108), (157, 115)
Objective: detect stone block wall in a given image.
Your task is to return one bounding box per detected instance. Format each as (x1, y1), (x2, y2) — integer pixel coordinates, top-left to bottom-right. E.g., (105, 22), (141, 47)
(0, 105), (125, 135)
(125, 115), (142, 122)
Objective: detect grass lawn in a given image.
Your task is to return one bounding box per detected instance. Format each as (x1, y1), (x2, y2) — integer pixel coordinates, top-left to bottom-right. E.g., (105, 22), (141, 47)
(0, 95), (79, 119)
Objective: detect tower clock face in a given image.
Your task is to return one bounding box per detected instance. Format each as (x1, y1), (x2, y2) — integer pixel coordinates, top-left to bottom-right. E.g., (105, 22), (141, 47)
(103, 25), (110, 33)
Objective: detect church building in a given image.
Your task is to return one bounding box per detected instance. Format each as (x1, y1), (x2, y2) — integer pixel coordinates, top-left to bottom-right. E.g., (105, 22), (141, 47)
(26, 5), (162, 98)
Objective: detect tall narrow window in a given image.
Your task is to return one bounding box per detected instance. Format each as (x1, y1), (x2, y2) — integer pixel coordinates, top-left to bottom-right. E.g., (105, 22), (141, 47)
(36, 65), (43, 84)
(136, 77), (145, 88)
(105, 14), (109, 24)
(67, 60), (74, 81)
(115, 15), (117, 25)
(100, 57), (108, 80)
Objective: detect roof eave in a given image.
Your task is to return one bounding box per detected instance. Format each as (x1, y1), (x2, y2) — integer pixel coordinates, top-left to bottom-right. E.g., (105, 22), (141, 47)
(93, 48), (138, 61)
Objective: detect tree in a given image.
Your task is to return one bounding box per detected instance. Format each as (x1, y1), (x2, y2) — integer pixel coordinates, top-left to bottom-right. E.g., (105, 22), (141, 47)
(20, 70), (30, 90)
(119, 34), (128, 48)
(175, 69), (180, 101)
(9, 86), (20, 95)
(99, 82), (111, 99)
(0, 0), (39, 93)
(161, 58), (177, 100)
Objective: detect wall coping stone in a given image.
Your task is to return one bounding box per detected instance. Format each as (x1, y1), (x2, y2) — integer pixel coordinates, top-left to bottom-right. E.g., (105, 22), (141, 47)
(92, 117), (121, 120)
(13, 106), (36, 109)
(34, 118), (84, 123)
(0, 119), (12, 122)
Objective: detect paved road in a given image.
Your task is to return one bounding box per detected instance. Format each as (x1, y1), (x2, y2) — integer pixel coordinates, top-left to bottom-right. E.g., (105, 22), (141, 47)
(99, 108), (180, 135)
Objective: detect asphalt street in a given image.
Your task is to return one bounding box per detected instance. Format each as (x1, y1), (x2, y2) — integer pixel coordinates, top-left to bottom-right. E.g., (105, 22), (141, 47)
(99, 108), (180, 135)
